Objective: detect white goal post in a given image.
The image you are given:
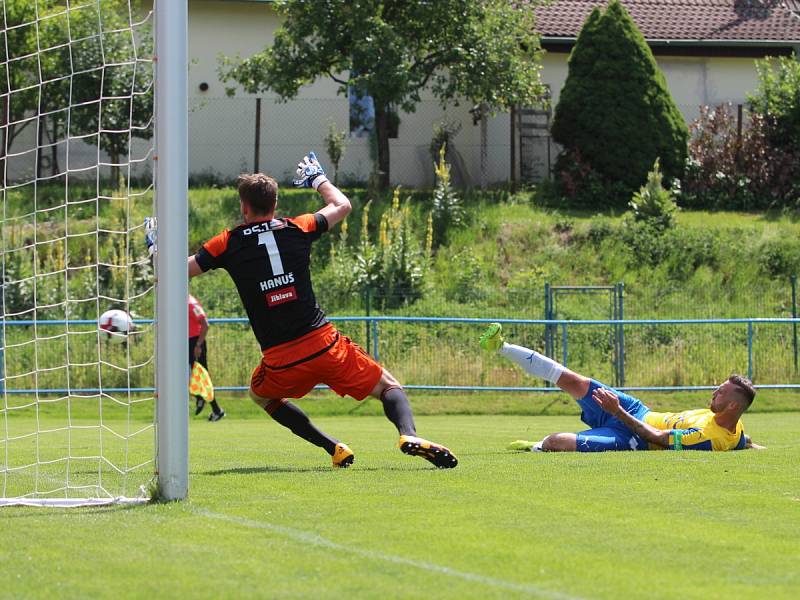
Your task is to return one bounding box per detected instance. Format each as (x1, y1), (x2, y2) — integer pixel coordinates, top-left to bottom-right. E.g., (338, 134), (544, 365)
(0, 0), (188, 506)
(154, 0), (188, 502)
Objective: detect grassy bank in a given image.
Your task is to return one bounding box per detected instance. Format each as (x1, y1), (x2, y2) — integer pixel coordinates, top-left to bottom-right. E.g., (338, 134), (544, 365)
(3, 186), (799, 399)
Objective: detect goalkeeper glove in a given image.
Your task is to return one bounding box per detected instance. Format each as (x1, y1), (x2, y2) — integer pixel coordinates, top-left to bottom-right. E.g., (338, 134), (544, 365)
(292, 151), (329, 190)
(144, 216), (157, 256)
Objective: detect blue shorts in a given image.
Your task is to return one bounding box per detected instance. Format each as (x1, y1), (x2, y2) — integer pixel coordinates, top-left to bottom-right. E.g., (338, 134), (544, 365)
(574, 380), (651, 452)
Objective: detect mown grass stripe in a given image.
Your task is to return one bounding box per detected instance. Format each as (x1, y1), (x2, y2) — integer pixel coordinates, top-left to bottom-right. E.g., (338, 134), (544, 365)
(191, 506), (587, 600)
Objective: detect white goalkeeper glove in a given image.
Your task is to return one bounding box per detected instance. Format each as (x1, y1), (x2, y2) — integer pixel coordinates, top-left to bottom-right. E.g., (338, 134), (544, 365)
(144, 216), (157, 257)
(292, 151), (329, 190)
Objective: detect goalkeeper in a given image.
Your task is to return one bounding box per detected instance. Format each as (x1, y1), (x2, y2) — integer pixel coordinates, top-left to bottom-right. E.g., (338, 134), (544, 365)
(186, 153), (457, 469)
(479, 323), (766, 452)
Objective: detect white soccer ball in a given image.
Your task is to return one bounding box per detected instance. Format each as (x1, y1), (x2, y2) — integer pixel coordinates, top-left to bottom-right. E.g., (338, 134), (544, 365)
(98, 309), (134, 344)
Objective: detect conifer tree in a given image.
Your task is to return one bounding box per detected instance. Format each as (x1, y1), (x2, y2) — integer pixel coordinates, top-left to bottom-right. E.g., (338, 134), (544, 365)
(551, 0), (688, 206)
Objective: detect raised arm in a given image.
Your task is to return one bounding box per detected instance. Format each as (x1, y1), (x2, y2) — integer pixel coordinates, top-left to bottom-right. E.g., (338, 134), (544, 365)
(315, 180), (351, 229)
(292, 151), (351, 229)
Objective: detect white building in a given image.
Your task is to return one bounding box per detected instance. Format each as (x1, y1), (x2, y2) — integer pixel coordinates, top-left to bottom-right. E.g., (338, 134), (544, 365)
(7, 1), (800, 187)
(182, 0), (800, 186)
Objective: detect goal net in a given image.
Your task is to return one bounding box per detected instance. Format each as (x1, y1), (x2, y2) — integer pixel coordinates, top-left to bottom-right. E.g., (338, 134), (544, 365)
(0, 0), (159, 506)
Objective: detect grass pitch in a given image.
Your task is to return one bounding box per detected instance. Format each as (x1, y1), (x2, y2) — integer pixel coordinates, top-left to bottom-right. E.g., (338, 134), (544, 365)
(1, 412), (798, 599)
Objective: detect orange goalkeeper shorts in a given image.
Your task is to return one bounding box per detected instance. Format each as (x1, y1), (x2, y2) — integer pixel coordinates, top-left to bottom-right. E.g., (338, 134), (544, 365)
(250, 323), (383, 401)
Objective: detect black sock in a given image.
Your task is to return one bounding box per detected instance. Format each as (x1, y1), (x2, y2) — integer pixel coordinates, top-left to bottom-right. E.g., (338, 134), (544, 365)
(270, 401), (338, 455)
(210, 400), (222, 414)
(380, 386), (416, 436)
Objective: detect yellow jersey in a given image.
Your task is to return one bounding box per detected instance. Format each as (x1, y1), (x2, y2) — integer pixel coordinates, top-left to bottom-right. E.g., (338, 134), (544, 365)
(643, 409), (747, 451)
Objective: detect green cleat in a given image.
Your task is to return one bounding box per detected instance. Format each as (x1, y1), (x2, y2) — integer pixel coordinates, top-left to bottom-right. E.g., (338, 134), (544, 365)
(479, 322), (505, 352)
(508, 440), (537, 452)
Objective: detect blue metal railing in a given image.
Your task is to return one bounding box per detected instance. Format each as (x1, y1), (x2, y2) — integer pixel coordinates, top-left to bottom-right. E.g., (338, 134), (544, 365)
(1, 316), (799, 394)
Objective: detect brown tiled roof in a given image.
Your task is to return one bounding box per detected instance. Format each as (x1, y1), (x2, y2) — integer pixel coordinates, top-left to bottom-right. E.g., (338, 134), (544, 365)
(534, 1), (800, 44)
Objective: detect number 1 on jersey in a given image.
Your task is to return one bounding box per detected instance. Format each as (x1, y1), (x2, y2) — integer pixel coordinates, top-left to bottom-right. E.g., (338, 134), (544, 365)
(258, 231), (285, 276)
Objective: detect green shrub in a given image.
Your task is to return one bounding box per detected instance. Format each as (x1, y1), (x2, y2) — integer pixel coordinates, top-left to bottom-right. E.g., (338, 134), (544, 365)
(551, 0), (688, 207)
(682, 104), (796, 209)
(315, 190), (432, 311)
(749, 56), (800, 152)
(748, 57), (800, 207)
(757, 238), (800, 277)
(443, 250), (485, 304)
(661, 228), (721, 280)
(429, 119), (462, 167)
(368, 189), (431, 308)
(629, 158), (677, 231)
(620, 220), (667, 266)
(430, 145), (465, 247)
(324, 121), (347, 185)
(313, 218), (362, 312)
(552, 148), (630, 208)
(586, 219), (615, 246)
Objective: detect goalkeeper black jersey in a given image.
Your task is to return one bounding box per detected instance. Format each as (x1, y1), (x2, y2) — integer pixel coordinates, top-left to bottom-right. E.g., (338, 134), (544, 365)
(195, 213), (329, 350)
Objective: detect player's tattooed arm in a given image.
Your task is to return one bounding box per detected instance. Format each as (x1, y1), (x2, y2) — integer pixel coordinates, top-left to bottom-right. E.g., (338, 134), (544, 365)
(592, 387), (670, 448)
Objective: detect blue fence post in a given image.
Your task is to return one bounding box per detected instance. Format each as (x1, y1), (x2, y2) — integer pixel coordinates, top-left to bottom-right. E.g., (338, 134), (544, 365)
(618, 283), (625, 387)
(364, 286), (371, 354)
(747, 321), (754, 380)
(792, 275), (797, 372)
(544, 282), (552, 358)
(561, 322), (568, 367)
(371, 318), (380, 362)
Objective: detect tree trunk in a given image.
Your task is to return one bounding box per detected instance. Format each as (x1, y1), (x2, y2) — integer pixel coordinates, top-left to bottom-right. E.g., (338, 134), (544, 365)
(480, 103), (488, 191)
(374, 103), (391, 190)
(111, 151), (122, 190)
(0, 95), (6, 183)
(51, 117), (60, 176)
(37, 115), (45, 179)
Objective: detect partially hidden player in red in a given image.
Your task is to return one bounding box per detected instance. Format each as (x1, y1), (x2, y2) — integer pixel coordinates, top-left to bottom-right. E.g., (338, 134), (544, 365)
(187, 152), (457, 469)
(188, 294), (225, 421)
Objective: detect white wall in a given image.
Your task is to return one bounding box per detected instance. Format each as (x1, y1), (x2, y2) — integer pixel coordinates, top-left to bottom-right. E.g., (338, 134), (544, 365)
(541, 50), (764, 125)
(184, 1), (512, 187)
(3, 1), (776, 188)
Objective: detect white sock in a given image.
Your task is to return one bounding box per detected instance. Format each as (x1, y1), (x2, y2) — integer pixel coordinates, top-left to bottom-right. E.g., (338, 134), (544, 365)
(532, 440), (543, 452)
(499, 343), (565, 384)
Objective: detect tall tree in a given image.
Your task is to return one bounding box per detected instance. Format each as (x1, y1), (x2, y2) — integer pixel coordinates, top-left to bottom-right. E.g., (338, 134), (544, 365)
(749, 56), (800, 153)
(1, 0), (41, 174)
(61, 0), (153, 186)
(550, 0), (688, 206)
(1, 0), (152, 184)
(219, 0), (547, 189)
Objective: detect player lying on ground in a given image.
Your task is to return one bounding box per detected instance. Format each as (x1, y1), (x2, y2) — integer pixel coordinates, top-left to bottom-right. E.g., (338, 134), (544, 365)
(479, 323), (766, 452)
(187, 153), (457, 469)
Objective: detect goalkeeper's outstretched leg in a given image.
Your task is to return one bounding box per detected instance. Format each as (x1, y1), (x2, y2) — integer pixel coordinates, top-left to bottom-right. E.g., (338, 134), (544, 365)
(369, 369), (458, 469)
(250, 392), (354, 468)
